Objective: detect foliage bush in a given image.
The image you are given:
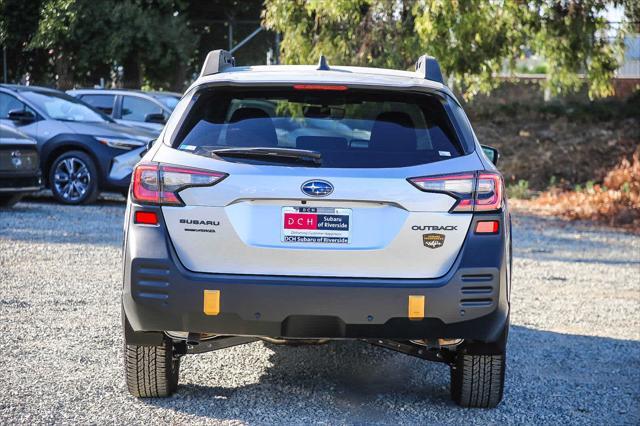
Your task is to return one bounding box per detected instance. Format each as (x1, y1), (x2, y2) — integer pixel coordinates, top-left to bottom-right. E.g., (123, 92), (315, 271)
(524, 148), (640, 230)
(507, 180), (532, 200)
(470, 94), (639, 191)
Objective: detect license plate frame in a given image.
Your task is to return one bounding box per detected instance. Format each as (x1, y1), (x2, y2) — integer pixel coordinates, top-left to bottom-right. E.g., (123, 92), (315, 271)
(281, 206), (352, 244)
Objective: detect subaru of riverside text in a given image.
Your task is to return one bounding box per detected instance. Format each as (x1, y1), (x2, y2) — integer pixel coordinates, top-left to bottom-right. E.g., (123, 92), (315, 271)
(122, 50), (511, 408)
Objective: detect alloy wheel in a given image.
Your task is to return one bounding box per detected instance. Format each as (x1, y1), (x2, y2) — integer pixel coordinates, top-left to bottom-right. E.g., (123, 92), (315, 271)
(53, 157), (91, 202)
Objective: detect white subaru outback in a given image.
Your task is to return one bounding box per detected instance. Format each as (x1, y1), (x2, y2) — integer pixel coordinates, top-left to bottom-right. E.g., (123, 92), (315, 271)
(122, 50), (511, 408)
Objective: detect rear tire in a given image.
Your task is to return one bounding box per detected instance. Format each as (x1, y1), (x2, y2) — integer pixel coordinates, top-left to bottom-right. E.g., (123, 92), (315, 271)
(450, 351), (505, 408)
(0, 194), (22, 207)
(125, 338), (180, 398)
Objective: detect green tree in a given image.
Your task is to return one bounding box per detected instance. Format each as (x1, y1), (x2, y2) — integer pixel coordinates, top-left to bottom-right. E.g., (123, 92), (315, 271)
(29, 0), (112, 88)
(0, 0), (45, 83)
(3, 0), (269, 89)
(262, 0), (418, 69)
(263, 0), (633, 99)
(108, 1), (197, 90)
(29, 0), (197, 90)
(625, 0), (639, 30)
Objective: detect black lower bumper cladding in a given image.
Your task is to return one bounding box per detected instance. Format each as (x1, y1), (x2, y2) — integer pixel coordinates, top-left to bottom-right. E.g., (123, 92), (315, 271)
(123, 205), (510, 344)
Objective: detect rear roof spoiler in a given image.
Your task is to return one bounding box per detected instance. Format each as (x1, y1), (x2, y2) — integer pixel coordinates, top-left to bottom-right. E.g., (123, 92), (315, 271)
(199, 50), (445, 85)
(415, 55), (444, 84)
(201, 49), (235, 77)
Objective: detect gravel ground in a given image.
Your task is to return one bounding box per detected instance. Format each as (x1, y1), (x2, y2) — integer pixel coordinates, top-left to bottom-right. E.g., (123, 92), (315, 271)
(0, 196), (638, 425)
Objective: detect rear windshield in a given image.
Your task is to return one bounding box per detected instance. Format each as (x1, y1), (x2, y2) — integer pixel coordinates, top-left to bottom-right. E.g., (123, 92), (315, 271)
(171, 87), (464, 168)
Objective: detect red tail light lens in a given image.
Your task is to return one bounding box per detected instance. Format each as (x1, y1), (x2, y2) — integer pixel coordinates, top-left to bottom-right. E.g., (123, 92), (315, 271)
(409, 173), (475, 212)
(132, 163), (226, 206)
(409, 171), (503, 213)
(475, 173), (503, 212)
(132, 164), (161, 204)
(134, 211), (159, 225)
(475, 220), (500, 234)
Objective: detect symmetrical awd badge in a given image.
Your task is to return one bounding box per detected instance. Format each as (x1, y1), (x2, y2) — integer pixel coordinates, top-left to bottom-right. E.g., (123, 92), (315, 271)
(179, 218), (220, 233)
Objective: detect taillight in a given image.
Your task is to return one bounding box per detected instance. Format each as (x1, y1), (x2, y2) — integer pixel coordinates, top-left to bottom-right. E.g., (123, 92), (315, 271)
(475, 173), (503, 212)
(409, 173), (475, 212)
(131, 163), (226, 206)
(475, 220), (500, 234)
(134, 211), (159, 225)
(132, 164), (161, 204)
(409, 171), (503, 213)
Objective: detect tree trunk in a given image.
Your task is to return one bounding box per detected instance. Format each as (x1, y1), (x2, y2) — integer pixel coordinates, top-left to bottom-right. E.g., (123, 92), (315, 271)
(171, 61), (187, 92)
(55, 50), (74, 90)
(122, 53), (142, 88)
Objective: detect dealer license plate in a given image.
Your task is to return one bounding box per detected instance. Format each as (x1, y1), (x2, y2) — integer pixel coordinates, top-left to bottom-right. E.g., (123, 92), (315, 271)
(281, 207), (351, 244)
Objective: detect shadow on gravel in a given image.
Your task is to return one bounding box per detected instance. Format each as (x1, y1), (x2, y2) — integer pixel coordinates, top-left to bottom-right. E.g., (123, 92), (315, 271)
(143, 326), (640, 424)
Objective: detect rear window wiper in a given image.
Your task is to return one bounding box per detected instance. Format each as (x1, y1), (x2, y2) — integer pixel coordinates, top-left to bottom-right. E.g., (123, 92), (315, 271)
(208, 147), (322, 166)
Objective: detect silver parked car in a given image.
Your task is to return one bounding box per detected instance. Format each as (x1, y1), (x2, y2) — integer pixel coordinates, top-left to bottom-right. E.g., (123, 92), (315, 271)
(67, 89), (181, 134)
(0, 85), (156, 204)
(122, 50), (511, 408)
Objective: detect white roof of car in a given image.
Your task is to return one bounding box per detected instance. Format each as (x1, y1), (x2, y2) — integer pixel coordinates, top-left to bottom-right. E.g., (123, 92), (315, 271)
(67, 89), (181, 97)
(190, 65), (452, 96)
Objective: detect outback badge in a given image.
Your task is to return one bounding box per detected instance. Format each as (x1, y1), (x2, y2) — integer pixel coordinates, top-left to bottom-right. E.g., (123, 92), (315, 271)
(423, 233), (445, 249)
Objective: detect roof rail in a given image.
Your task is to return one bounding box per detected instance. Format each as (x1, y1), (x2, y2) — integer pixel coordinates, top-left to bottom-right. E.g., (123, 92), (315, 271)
(200, 49), (235, 77)
(415, 55), (444, 84)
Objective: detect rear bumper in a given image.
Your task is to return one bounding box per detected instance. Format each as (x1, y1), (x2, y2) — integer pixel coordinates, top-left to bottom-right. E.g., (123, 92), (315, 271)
(123, 205), (510, 341)
(0, 171), (43, 193)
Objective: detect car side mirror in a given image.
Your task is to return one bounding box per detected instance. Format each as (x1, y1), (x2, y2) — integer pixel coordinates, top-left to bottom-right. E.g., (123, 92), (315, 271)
(8, 109), (36, 124)
(140, 139), (156, 156)
(481, 145), (499, 166)
(144, 113), (166, 124)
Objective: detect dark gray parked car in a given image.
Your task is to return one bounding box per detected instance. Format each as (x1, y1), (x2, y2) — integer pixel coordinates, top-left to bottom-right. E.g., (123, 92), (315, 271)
(67, 89), (181, 134)
(0, 124), (42, 207)
(0, 85), (157, 204)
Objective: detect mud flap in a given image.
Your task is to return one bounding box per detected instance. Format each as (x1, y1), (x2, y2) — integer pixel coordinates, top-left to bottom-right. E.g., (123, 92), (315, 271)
(123, 307), (164, 346)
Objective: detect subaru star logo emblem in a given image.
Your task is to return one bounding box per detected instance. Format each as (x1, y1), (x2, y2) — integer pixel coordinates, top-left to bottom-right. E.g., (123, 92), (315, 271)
(301, 180), (334, 197)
